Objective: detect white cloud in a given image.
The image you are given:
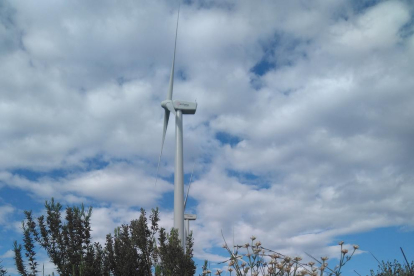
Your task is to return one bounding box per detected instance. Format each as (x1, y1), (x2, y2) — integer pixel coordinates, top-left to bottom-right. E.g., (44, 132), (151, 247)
(0, 250), (14, 259)
(0, 205), (15, 226)
(332, 1), (410, 52)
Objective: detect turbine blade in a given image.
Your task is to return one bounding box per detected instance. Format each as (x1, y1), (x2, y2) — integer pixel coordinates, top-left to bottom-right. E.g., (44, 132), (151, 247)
(165, 101), (176, 115)
(167, 8), (180, 101)
(155, 109), (170, 186)
(184, 162), (195, 210)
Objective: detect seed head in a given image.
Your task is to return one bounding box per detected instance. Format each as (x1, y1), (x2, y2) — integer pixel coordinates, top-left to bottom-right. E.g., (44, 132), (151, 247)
(338, 241), (344, 245)
(341, 249), (348, 254)
(321, 257), (329, 261)
(353, 245), (359, 250)
(271, 253), (280, 259)
(250, 235), (256, 241)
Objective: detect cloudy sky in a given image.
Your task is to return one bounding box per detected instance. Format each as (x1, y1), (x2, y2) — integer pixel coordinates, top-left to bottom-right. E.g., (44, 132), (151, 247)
(1, 0), (414, 275)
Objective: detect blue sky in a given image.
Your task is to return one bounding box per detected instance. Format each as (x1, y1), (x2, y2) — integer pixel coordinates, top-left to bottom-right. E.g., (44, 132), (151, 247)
(1, 0), (414, 275)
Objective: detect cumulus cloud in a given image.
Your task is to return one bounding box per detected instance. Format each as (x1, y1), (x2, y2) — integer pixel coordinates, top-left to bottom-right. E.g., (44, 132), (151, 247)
(0, 163), (172, 207)
(0, 205), (15, 226)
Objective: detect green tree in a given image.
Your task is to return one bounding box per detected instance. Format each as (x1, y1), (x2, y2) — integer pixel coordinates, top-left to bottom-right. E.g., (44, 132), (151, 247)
(14, 198), (108, 276)
(0, 259), (8, 276)
(106, 207), (196, 276)
(156, 228), (196, 276)
(14, 199), (196, 276)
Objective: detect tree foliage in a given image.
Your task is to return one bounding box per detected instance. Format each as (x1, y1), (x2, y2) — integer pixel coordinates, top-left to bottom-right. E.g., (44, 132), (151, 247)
(14, 198), (196, 276)
(370, 259), (414, 276)
(0, 259), (7, 276)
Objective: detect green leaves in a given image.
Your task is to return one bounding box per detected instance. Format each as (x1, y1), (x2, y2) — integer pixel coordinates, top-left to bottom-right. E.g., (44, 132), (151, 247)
(14, 198), (107, 276)
(0, 259), (7, 276)
(156, 228), (196, 276)
(14, 199), (196, 276)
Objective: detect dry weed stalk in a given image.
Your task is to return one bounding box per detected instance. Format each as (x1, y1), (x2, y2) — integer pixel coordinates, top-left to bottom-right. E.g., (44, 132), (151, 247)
(204, 234), (358, 276)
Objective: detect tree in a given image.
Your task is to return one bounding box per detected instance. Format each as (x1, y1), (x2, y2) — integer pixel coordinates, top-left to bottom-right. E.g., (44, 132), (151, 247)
(14, 198), (108, 276)
(14, 199), (196, 276)
(0, 259), (7, 276)
(156, 228), (196, 276)
(106, 208), (196, 276)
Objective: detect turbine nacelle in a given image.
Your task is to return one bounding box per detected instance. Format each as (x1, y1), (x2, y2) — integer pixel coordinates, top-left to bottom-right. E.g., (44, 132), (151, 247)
(161, 100), (197, 115)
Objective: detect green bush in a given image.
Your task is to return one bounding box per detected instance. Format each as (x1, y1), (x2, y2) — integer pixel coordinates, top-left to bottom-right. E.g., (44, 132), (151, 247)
(369, 249), (414, 276)
(14, 198), (195, 276)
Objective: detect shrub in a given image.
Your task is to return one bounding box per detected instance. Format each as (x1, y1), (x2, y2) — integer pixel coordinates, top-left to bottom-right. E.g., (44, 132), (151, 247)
(369, 248), (414, 276)
(14, 198), (195, 276)
(369, 260), (414, 276)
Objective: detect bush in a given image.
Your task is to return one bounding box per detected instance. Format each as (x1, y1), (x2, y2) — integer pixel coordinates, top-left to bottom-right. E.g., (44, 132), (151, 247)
(369, 248), (414, 276)
(14, 198), (195, 276)
(370, 260), (414, 276)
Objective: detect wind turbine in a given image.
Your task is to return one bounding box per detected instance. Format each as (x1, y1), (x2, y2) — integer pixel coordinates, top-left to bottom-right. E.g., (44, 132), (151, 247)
(156, 9), (197, 248)
(184, 166), (197, 243)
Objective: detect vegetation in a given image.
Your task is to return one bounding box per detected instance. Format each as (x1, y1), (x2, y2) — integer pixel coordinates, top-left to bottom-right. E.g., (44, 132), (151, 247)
(0, 259), (7, 276)
(13, 198), (195, 276)
(204, 236), (359, 276)
(369, 248), (414, 276)
(369, 260), (414, 276)
(10, 198), (414, 276)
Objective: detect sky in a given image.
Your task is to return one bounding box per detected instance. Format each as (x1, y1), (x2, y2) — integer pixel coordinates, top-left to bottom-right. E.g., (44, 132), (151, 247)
(1, 0), (414, 275)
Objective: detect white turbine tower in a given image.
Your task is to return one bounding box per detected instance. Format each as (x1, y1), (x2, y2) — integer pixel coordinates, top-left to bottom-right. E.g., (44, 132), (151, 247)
(156, 9), (197, 248)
